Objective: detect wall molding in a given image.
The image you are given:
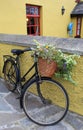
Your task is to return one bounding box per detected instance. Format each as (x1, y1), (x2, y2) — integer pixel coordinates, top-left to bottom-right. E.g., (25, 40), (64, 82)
(0, 33), (83, 55)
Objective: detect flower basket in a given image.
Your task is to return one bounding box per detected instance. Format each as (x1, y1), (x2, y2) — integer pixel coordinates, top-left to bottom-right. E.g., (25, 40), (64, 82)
(38, 57), (57, 77)
(33, 40), (80, 84)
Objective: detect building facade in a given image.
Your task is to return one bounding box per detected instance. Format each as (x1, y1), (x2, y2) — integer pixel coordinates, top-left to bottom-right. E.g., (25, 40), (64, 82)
(0, 0), (83, 38)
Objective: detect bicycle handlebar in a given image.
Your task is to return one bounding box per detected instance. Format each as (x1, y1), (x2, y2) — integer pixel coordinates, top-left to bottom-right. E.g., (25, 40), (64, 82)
(23, 47), (37, 52)
(23, 48), (32, 52)
(23, 48), (38, 58)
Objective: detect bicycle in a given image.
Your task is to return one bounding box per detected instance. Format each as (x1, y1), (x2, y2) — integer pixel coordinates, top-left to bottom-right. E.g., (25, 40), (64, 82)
(3, 47), (69, 126)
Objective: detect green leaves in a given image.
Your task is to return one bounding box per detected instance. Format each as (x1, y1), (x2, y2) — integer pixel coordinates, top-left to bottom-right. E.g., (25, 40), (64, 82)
(54, 53), (80, 84)
(33, 40), (80, 84)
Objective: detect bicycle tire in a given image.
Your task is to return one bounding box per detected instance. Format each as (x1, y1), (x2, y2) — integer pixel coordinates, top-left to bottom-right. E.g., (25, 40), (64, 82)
(22, 77), (69, 126)
(3, 59), (19, 92)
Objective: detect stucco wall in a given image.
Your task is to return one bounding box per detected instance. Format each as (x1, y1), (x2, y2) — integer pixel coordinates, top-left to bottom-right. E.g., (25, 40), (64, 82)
(0, 34), (83, 115)
(26, 0), (76, 37)
(0, 0), (26, 34)
(0, 0), (78, 38)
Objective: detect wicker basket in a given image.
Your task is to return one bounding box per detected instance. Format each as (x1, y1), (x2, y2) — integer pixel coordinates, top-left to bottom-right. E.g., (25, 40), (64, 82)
(38, 58), (57, 77)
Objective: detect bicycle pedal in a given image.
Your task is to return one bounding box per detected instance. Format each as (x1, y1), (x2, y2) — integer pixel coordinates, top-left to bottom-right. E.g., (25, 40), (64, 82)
(38, 80), (42, 84)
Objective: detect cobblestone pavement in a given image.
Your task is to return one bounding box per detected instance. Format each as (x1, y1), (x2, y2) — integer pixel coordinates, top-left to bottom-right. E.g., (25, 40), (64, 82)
(0, 78), (83, 130)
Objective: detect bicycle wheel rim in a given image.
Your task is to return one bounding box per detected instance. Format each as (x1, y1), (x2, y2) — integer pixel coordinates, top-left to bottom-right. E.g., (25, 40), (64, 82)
(22, 78), (69, 126)
(4, 60), (18, 92)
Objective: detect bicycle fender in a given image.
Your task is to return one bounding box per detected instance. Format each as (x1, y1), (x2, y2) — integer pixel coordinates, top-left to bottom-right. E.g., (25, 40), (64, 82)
(3, 58), (15, 73)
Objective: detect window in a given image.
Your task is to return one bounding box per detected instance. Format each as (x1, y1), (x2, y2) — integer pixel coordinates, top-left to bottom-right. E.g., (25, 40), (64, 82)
(26, 5), (40, 36)
(76, 17), (82, 37)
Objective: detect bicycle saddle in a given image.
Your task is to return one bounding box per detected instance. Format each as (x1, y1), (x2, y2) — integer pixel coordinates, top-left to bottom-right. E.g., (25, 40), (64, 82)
(11, 49), (24, 55)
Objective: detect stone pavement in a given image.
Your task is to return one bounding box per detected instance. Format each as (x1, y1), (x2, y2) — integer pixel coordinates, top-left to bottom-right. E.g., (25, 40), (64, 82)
(0, 78), (83, 130)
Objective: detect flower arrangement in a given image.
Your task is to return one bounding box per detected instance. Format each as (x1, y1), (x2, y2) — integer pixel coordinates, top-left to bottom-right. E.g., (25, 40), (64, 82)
(33, 40), (80, 84)
(33, 39), (56, 61)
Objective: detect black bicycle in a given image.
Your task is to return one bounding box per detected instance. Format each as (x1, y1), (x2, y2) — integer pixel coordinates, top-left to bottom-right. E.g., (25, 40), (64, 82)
(3, 48), (69, 126)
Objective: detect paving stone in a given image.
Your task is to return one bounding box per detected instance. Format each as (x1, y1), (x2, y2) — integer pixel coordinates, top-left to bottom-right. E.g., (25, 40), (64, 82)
(65, 112), (83, 130)
(1, 128), (24, 130)
(24, 122), (67, 130)
(5, 92), (23, 113)
(19, 117), (33, 126)
(0, 93), (7, 98)
(0, 78), (83, 130)
(0, 97), (13, 112)
(0, 78), (9, 93)
(0, 113), (25, 126)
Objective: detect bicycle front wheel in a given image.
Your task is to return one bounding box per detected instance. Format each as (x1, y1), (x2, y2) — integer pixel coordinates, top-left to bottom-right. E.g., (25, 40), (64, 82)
(3, 59), (18, 92)
(22, 77), (69, 126)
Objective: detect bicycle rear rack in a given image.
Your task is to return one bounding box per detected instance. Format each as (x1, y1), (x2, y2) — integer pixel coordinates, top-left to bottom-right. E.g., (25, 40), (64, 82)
(3, 55), (16, 62)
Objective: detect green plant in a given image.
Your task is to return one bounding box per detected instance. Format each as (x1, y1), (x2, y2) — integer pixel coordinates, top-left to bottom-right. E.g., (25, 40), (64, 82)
(54, 50), (80, 84)
(33, 40), (80, 84)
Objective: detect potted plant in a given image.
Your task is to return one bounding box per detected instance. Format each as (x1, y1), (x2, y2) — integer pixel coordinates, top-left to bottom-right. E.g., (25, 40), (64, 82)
(33, 40), (58, 77)
(33, 40), (80, 84)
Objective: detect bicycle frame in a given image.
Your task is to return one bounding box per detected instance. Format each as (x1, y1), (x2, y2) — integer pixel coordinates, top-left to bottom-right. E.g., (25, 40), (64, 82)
(3, 51), (48, 108)
(14, 53), (40, 89)
(3, 49), (69, 126)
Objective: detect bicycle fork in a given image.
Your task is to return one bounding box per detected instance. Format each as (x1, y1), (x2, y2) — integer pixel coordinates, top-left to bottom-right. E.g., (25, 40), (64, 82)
(36, 77), (52, 105)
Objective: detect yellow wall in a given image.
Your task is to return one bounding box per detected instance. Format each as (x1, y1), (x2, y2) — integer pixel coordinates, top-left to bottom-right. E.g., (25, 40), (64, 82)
(0, 0), (83, 37)
(0, 0), (26, 34)
(0, 0), (76, 37)
(27, 0), (76, 38)
(0, 43), (83, 115)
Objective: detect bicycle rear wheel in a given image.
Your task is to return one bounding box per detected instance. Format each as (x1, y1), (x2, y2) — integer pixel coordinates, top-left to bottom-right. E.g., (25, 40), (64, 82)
(3, 59), (18, 92)
(22, 77), (69, 126)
